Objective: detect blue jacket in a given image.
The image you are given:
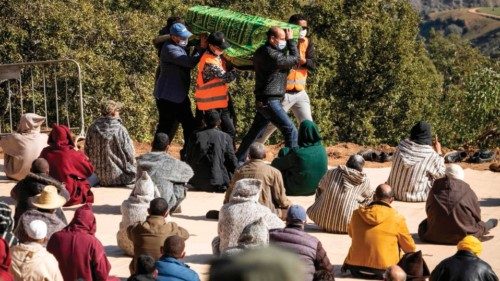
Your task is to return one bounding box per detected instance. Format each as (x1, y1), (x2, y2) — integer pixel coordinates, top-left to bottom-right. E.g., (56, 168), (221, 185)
(154, 40), (203, 103)
(156, 256), (200, 281)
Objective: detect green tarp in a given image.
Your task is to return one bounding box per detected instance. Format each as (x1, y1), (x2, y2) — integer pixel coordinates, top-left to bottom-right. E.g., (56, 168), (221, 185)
(186, 6), (301, 66)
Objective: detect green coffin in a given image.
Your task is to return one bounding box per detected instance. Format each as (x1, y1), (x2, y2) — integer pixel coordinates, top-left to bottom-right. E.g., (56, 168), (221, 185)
(186, 6), (301, 66)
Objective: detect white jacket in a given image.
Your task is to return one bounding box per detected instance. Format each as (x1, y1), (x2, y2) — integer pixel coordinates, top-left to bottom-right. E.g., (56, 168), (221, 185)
(10, 242), (63, 281)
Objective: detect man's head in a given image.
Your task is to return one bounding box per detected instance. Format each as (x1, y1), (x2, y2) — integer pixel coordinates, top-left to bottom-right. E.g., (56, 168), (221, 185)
(148, 198), (169, 217)
(169, 23), (192, 47)
(446, 164), (465, 181)
(135, 254), (156, 275)
(289, 14), (308, 39)
(267, 27), (286, 49)
(161, 235), (185, 259)
(204, 110), (221, 128)
(25, 219), (47, 244)
(286, 205), (307, 228)
(384, 265), (407, 281)
(31, 158), (50, 174)
(100, 100), (122, 117)
(248, 142), (266, 160)
(207, 31), (230, 56)
(373, 184), (394, 204)
(346, 154), (365, 172)
(151, 133), (170, 152)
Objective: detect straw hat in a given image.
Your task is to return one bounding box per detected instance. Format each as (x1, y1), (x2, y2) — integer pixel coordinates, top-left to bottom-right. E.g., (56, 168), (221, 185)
(31, 185), (67, 209)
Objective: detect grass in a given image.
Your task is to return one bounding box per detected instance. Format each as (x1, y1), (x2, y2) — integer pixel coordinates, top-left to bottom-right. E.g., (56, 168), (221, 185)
(477, 6), (500, 17)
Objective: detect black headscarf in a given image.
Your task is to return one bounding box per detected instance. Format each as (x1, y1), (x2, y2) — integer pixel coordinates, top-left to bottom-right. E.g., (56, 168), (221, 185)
(410, 121), (432, 146)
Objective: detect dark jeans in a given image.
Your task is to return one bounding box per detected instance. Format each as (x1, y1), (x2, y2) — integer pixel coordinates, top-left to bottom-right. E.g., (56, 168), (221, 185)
(155, 98), (195, 153)
(235, 98), (298, 163)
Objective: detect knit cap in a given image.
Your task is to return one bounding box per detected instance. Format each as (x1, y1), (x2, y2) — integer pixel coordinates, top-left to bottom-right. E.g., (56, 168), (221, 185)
(26, 220), (47, 240)
(457, 235), (482, 256)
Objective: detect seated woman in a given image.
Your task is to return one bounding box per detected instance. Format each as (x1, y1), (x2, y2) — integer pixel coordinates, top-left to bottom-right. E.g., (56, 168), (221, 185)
(0, 113), (48, 180)
(85, 100), (136, 187)
(116, 171), (159, 256)
(387, 121), (445, 202)
(271, 120), (327, 196)
(418, 164), (498, 244)
(39, 124), (95, 206)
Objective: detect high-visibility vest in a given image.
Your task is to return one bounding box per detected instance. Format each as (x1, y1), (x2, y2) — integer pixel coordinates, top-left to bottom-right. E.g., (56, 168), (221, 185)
(286, 37), (309, 92)
(194, 53), (229, 111)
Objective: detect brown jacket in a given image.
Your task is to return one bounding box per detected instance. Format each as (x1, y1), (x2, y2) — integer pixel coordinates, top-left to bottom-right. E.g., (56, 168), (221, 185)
(418, 177), (488, 244)
(224, 160), (291, 216)
(127, 215), (189, 273)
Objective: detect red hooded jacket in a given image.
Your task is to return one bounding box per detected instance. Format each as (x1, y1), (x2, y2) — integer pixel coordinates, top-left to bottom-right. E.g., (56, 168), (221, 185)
(39, 125), (94, 206)
(0, 238), (13, 281)
(47, 204), (115, 281)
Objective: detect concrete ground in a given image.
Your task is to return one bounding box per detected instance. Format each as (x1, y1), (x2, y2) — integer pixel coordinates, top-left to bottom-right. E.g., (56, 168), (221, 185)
(1, 160), (499, 280)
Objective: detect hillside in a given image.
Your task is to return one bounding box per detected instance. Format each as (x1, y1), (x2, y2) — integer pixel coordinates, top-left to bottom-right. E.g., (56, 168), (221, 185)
(420, 8), (500, 58)
(411, 0), (500, 13)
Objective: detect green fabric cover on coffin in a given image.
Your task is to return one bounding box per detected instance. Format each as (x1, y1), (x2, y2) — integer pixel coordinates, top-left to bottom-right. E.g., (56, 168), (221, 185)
(186, 6), (301, 66)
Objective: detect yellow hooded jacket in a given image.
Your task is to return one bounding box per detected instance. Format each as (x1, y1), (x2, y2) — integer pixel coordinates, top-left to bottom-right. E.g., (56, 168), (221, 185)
(345, 202), (416, 270)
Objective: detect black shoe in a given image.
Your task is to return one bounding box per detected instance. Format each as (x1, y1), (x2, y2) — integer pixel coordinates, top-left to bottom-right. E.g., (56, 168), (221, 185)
(206, 210), (219, 220)
(378, 152), (393, 163)
(444, 150), (468, 163)
(469, 150), (495, 163)
(358, 150), (380, 162)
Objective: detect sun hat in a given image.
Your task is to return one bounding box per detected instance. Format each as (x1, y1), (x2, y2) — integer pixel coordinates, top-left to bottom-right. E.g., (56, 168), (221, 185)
(26, 220), (48, 240)
(31, 185), (67, 210)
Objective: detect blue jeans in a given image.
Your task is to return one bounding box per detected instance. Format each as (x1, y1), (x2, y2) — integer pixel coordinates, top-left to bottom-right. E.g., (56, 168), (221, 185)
(236, 99), (298, 163)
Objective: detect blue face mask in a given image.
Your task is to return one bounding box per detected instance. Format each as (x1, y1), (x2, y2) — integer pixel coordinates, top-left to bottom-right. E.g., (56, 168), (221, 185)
(277, 40), (287, 50)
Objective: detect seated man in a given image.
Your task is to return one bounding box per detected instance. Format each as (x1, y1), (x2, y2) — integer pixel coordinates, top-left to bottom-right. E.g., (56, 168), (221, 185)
(271, 120), (327, 196)
(186, 110), (237, 192)
(307, 154), (372, 234)
(85, 100), (137, 186)
(418, 164), (498, 244)
(0, 113), (48, 180)
(39, 124), (95, 206)
(47, 204), (118, 281)
(15, 185), (67, 243)
(0, 202), (19, 247)
(10, 220), (63, 281)
(156, 235), (200, 281)
(430, 235), (498, 281)
(214, 179), (284, 255)
(343, 184), (416, 279)
(11, 158), (69, 226)
(270, 205), (334, 281)
(128, 198), (189, 274)
(137, 133), (193, 213)
(224, 143), (291, 218)
(117, 171), (160, 256)
(387, 121), (445, 202)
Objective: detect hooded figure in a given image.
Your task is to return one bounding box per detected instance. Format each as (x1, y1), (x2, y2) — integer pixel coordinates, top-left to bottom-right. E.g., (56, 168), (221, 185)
(0, 238), (14, 281)
(85, 103), (137, 186)
(47, 204), (115, 281)
(272, 120), (328, 196)
(117, 172), (160, 256)
(223, 218), (269, 255)
(387, 121), (445, 202)
(213, 179), (284, 255)
(418, 165), (491, 244)
(307, 160), (373, 234)
(39, 124), (95, 206)
(0, 113), (48, 180)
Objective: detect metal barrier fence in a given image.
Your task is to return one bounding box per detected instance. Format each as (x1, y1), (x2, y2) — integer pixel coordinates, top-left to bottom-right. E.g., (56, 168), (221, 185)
(0, 59), (85, 138)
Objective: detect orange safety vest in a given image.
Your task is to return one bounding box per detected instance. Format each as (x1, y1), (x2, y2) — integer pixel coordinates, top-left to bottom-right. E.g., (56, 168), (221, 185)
(286, 37), (309, 92)
(194, 53), (229, 111)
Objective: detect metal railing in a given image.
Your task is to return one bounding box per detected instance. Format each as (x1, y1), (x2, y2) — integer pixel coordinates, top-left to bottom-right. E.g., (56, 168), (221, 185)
(0, 59), (85, 138)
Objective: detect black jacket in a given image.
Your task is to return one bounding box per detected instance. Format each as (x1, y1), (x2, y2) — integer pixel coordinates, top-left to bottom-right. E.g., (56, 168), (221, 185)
(430, 250), (498, 281)
(253, 40), (299, 101)
(11, 172), (70, 225)
(186, 127), (237, 191)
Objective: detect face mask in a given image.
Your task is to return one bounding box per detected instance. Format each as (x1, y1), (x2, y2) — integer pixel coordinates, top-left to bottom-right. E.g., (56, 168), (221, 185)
(277, 40), (287, 50)
(178, 39), (188, 47)
(299, 29), (307, 39)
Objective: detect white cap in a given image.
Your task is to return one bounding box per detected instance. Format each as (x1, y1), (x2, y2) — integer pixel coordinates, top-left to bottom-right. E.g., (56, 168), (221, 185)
(26, 220), (47, 240)
(446, 164), (465, 181)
